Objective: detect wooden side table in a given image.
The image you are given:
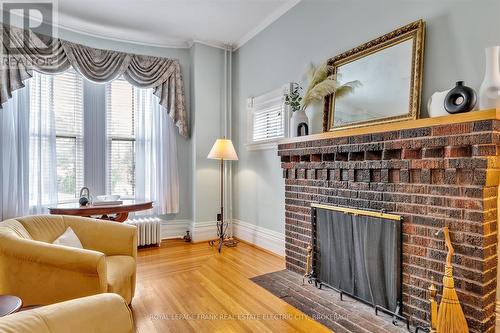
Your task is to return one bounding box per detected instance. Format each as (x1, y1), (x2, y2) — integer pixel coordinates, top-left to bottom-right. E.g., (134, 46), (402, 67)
(48, 200), (153, 222)
(0, 295), (22, 317)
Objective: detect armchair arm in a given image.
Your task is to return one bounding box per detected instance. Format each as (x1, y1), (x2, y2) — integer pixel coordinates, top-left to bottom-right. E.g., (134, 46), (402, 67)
(40, 293), (134, 333)
(0, 294), (134, 333)
(64, 216), (137, 258)
(1, 236), (106, 273)
(0, 236), (107, 306)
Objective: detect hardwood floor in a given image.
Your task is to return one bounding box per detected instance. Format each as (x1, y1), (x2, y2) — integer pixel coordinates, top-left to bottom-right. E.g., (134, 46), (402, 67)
(132, 239), (331, 333)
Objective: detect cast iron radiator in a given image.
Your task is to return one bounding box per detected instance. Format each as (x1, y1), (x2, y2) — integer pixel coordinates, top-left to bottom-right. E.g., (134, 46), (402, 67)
(310, 204), (402, 314)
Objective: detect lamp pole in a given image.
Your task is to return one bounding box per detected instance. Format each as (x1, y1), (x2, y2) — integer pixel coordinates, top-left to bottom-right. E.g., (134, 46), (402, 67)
(218, 158), (224, 253)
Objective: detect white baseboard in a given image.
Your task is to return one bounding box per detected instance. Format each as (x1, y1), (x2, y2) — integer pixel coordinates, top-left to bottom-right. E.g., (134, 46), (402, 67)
(159, 220), (226, 243)
(161, 219), (285, 256)
(160, 219), (191, 240)
(233, 219), (284, 256)
(191, 220), (218, 242)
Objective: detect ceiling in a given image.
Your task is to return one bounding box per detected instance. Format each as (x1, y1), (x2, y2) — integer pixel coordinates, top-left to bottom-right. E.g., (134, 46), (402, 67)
(53, 0), (301, 49)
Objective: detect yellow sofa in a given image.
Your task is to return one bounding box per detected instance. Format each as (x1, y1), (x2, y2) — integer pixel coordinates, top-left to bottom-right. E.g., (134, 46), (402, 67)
(0, 215), (137, 306)
(0, 293), (135, 333)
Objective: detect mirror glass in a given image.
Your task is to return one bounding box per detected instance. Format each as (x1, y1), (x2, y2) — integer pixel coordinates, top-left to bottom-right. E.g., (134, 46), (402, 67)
(333, 39), (413, 127)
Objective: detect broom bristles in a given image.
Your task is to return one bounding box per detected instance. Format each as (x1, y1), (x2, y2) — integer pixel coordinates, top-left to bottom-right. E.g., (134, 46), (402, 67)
(436, 265), (469, 333)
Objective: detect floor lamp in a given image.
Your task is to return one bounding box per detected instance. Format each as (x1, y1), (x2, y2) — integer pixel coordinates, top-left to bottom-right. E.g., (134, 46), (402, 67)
(207, 138), (238, 252)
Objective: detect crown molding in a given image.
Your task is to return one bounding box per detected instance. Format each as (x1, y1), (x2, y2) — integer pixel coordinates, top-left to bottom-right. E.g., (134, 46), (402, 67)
(55, 23), (232, 50)
(190, 39), (233, 51)
(55, 22), (192, 49)
(233, 0), (301, 50)
(12, 19), (232, 51)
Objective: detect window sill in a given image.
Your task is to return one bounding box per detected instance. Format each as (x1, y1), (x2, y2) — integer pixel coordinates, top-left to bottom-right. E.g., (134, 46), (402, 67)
(246, 141), (279, 151)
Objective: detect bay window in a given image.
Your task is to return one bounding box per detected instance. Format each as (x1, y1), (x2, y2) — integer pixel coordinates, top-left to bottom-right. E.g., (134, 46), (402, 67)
(25, 71), (177, 216)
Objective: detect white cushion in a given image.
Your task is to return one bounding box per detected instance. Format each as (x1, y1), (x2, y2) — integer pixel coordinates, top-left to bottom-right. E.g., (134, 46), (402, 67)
(52, 227), (83, 249)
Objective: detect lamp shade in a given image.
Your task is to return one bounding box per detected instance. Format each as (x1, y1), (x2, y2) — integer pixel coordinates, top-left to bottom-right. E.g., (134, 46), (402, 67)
(207, 139), (238, 160)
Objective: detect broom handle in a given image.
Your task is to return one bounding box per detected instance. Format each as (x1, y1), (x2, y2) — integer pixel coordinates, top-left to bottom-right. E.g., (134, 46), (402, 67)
(443, 227), (454, 266)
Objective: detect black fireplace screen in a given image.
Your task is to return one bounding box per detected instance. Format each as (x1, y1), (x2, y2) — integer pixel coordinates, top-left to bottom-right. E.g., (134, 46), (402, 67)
(311, 204), (402, 313)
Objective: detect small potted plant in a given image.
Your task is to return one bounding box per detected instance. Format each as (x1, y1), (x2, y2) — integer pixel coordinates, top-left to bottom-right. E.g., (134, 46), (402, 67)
(284, 83), (307, 137)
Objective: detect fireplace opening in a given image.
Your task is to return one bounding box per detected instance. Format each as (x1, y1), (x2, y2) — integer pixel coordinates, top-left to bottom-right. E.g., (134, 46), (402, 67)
(309, 203), (403, 321)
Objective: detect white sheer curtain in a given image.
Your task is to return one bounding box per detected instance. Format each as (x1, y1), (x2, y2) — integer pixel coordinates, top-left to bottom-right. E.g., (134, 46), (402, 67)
(0, 75), (179, 219)
(0, 87), (30, 220)
(135, 88), (179, 215)
(28, 72), (58, 214)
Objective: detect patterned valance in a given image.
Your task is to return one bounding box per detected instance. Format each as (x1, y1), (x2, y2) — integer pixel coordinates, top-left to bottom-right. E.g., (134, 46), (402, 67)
(0, 25), (188, 137)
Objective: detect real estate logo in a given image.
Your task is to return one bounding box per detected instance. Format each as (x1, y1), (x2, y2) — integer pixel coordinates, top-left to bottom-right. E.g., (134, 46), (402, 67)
(0, 0), (58, 67)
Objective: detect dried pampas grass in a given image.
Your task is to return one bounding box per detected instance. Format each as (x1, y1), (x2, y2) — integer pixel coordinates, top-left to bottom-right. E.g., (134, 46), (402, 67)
(301, 62), (360, 110)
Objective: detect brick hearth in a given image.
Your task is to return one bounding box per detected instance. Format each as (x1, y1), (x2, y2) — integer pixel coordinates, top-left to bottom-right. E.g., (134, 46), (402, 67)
(277, 117), (499, 332)
(252, 269), (408, 333)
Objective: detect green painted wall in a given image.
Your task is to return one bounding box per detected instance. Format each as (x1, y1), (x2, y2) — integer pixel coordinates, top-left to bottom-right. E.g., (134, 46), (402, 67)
(190, 43), (226, 225)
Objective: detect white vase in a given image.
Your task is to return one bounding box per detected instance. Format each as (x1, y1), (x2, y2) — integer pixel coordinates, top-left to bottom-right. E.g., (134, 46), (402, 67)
(479, 46), (500, 109)
(290, 109), (309, 137)
(304, 102), (323, 135)
(427, 89), (452, 117)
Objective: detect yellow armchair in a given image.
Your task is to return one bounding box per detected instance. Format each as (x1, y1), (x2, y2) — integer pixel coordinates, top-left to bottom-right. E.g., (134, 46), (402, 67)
(0, 293), (135, 333)
(0, 215), (137, 306)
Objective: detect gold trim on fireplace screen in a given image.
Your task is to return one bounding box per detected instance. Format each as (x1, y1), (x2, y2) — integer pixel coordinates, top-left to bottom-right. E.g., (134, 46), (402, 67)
(323, 19), (425, 132)
(311, 203), (402, 221)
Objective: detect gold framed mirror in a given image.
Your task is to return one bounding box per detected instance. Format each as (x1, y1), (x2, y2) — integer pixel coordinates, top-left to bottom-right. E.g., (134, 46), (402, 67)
(323, 20), (425, 132)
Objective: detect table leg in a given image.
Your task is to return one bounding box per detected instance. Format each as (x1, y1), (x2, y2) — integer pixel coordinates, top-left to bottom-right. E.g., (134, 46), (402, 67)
(98, 213), (128, 222)
(113, 212), (129, 222)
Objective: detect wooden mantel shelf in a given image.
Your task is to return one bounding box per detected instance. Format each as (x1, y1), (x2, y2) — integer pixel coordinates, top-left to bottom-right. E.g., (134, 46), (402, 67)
(279, 108), (500, 145)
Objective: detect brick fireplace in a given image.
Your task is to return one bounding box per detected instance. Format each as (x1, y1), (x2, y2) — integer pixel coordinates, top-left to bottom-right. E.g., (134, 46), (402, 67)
(277, 111), (500, 332)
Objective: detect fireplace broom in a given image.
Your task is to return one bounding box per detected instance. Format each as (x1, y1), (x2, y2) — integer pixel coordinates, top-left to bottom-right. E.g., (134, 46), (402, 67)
(435, 227), (469, 333)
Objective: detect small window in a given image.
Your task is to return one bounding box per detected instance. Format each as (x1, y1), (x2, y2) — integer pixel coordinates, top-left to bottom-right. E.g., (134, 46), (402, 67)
(247, 84), (289, 150)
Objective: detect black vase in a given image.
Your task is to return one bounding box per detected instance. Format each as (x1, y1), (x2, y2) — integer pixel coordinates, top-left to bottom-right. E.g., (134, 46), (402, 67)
(444, 81), (477, 114)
